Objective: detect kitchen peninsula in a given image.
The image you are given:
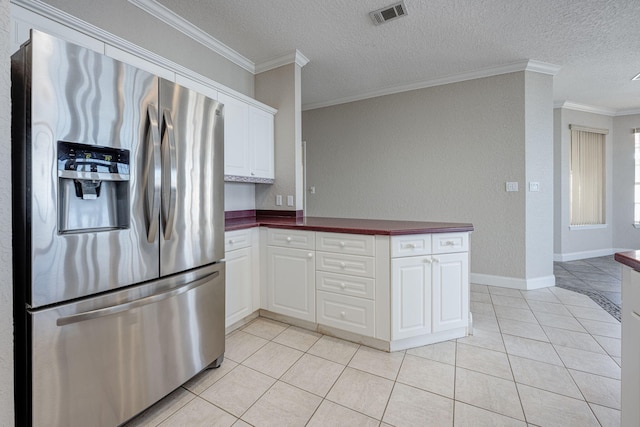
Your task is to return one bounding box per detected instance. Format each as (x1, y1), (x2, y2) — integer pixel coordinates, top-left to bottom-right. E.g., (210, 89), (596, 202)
(225, 212), (473, 352)
(614, 251), (640, 427)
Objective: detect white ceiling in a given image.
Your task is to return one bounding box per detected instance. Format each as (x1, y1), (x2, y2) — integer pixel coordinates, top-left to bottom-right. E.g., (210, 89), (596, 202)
(153, 0), (640, 113)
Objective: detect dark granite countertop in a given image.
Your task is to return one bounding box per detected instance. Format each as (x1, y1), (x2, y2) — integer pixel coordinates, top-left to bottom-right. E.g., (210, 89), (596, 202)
(225, 214), (474, 236)
(615, 251), (640, 272)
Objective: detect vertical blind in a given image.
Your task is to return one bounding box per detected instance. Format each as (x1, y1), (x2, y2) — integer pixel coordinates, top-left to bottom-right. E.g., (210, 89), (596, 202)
(570, 126), (607, 226)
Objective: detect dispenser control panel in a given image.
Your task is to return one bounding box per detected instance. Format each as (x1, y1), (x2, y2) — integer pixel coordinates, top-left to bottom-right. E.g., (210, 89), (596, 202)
(58, 141), (130, 175)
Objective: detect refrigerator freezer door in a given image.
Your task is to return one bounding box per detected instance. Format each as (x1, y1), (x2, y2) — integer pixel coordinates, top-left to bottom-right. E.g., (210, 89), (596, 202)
(30, 262), (225, 427)
(13, 30), (160, 308)
(159, 79), (224, 276)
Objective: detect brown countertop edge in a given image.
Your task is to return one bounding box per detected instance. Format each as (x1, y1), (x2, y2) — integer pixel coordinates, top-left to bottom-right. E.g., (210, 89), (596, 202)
(224, 213), (474, 235)
(615, 251), (640, 272)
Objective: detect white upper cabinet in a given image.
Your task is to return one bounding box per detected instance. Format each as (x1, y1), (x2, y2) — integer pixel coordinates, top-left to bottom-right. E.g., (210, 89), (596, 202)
(220, 92), (275, 183)
(249, 106), (275, 180)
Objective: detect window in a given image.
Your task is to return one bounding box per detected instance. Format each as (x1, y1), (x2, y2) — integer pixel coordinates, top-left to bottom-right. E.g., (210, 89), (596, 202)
(635, 129), (640, 224)
(570, 125), (607, 226)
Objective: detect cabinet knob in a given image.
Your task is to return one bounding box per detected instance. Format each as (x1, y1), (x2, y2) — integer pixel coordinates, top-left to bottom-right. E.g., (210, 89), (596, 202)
(432, 257), (439, 263)
(340, 262), (346, 269)
(339, 241), (346, 248)
(228, 239), (234, 244)
(340, 311), (346, 318)
(251, 172), (255, 176)
(340, 283), (346, 289)
(308, 253), (313, 258)
(286, 237), (292, 242)
(424, 258), (433, 264)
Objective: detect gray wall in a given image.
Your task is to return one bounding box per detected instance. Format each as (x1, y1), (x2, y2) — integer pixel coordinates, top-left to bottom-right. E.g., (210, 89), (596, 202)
(303, 71), (553, 283)
(0, 0), (14, 424)
(42, 0), (255, 97)
(613, 114), (640, 250)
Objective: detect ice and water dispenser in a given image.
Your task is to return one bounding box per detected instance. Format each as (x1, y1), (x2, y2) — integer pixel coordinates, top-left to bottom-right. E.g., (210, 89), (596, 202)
(57, 141), (131, 233)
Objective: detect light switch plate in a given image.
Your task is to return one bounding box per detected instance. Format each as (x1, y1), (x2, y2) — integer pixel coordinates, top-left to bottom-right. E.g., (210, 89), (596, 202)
(529, 182), (540, 192)
(506, 182), (519, 192)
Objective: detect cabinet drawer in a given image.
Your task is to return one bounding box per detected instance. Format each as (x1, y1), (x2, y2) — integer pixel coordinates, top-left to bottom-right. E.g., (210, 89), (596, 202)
(391, 234), (432, 258)
(316, 232), (375, 256)
(225, 229), (253, 252)
(317, 291), (375, 337)
(316, 252), (375, 278)
(267, 228), (315, 250)
(316, 271), (375, 299)
(432, 233), (469, 254)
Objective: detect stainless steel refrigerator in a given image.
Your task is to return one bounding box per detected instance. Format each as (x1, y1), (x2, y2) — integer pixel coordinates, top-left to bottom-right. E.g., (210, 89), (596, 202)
(12, 30), (226, 427)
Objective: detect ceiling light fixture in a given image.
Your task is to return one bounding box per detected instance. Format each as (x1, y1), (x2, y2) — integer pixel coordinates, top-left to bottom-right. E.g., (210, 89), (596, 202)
(370, 1), (408, 25)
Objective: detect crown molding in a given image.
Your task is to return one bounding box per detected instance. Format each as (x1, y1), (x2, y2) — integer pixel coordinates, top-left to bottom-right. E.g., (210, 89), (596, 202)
(554, 101), (617, 116)
(303, 59), (560, 111)
(615, 108), (640, 116)
(128, 0), (255, 73)
(255, 49), (310, 74)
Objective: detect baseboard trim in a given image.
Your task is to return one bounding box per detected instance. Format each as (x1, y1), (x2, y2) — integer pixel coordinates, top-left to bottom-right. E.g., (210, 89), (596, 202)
(553, 248), (632, 262)
(470, 273), (556, 290)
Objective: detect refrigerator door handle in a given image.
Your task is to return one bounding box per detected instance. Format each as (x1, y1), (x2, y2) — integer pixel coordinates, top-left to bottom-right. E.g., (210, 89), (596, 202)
(161, 109), (178, 240)
(55, 271), (220, 326)
(144, 104), (162, 243)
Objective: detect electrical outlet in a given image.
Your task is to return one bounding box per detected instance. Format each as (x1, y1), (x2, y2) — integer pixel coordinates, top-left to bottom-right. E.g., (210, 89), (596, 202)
(506, 182), (519, 192)
(308, 186), (316, 194)
(529, 182), (540, 192)
(287, 195), (294, 206)
(276, 195), (282, 206)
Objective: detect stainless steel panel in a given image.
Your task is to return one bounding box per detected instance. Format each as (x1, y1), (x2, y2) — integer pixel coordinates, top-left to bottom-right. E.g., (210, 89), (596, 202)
(159, 79), (224, 276)
(20, 30), (159, 307)
(30, 262), (225, 427)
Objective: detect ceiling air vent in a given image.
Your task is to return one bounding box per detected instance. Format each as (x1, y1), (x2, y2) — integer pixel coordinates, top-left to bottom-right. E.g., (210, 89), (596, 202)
(370, 1), (408, 25)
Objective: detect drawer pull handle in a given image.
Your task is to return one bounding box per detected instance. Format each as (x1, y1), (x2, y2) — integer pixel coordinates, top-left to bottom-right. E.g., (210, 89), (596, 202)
(424, 258), (432, 264)
(445, 240), (455, 246)
(339, 241), (346, 248)
(340, 311), (346, 318)
(406, 243), (416, 249)
(308, 253), (313, 258)
(432, 257), (439, 263)
(286, 237), (292, 242)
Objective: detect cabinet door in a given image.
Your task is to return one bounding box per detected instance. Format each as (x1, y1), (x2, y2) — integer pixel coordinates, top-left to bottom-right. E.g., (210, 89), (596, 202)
(432, 253), (469, 332)
(391, 256), (432, 340)
(219, 93), (250, 177)
(249, 106), (275, 179)
(266, 246), (315, 322)
(225, 247), (253, 328)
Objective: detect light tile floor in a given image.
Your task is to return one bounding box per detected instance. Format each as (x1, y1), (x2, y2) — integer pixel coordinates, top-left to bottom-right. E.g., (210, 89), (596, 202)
(124, 285), (621, 427)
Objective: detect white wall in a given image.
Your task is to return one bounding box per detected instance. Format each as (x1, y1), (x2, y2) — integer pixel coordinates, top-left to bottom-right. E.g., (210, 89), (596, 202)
(303, 71), (554, 287)
(612, 114), (640, 251)
(554, 108), (614, 260)
(0, 0), (14, 424)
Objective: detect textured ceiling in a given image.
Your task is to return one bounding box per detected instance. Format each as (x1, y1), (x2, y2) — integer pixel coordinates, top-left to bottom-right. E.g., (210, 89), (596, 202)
(156, 0), (640, 112)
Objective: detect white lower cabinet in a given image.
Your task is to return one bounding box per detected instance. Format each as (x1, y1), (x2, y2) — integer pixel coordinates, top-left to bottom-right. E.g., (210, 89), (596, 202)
(390, 234), (470, 343)
(266, 245), (316, 322)
(224, 229), (259, 328)
(316, 291), (375, 336)
(432, 253), (469, 332)
(391, 256), (432, 340)
(259, 227), (470, 350)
